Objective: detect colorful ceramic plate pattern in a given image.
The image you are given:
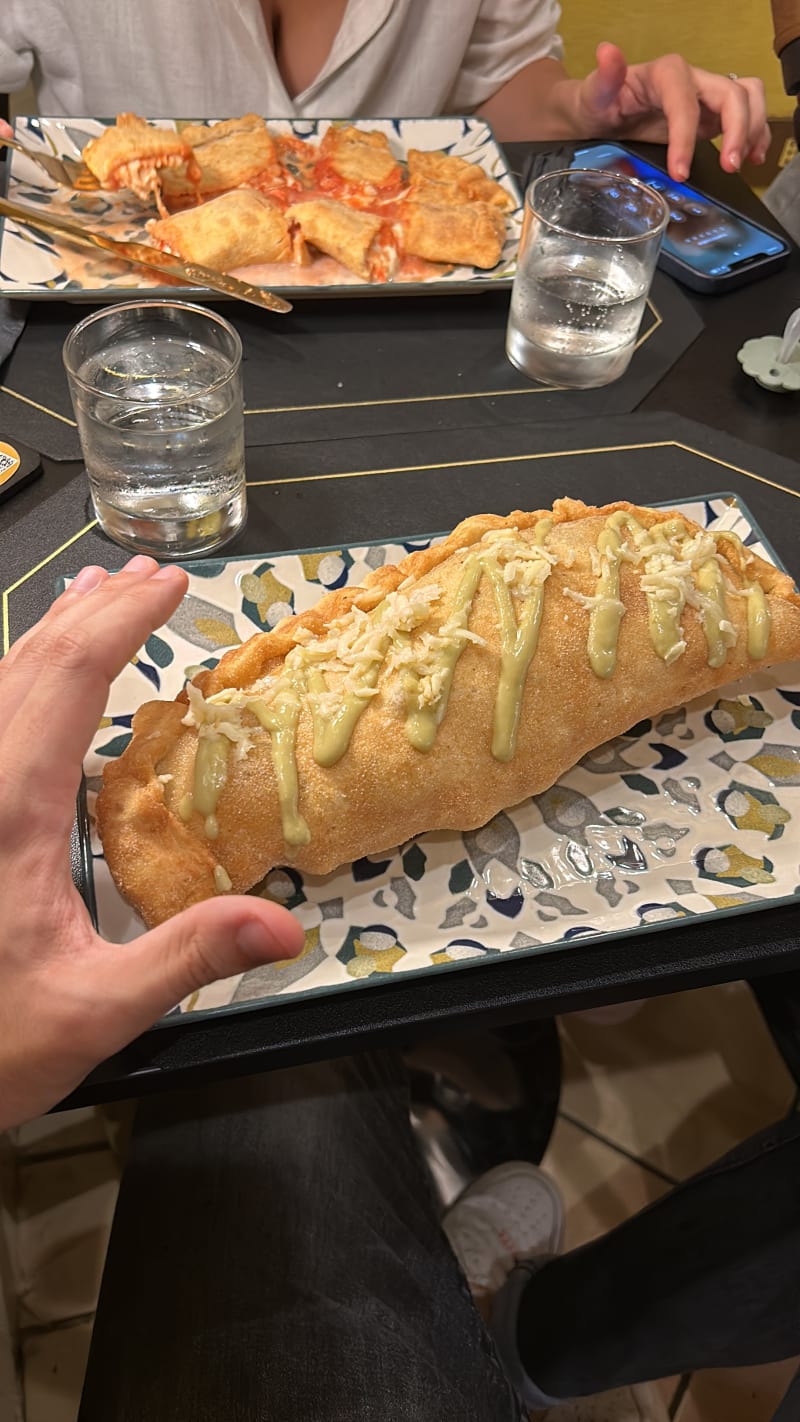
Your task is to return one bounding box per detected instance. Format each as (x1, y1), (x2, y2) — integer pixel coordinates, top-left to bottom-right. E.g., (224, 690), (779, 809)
(76, 494), (800, 1019)
(1, 115), (522, 301)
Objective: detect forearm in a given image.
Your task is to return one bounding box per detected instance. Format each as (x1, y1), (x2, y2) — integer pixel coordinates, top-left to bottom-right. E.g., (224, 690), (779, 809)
(477, 57), (584, 143)
(771, 0), (800, 141)
(772, 0), (800, 57)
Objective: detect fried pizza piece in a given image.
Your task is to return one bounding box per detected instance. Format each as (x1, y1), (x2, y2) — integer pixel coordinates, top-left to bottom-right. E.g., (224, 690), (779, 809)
(407, 147), (516, 212)
(314, 125), (404, 205)
(83, 114), (199, 214)
(398, 199), (506, 269)
(160, 114), (283, 208)
(286, 197), (396, 280)
(148, 189), (291, 270)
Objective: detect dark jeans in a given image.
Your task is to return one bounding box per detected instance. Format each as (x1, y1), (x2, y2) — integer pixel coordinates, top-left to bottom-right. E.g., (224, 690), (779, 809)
(77, 1052), (800, 1421)
(518, 1109), (800, 1399)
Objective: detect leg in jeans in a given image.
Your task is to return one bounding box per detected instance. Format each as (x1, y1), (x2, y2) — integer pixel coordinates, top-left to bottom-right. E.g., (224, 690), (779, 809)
(78, 1052), (522, 1422)
(512, 1111), (800, 1399)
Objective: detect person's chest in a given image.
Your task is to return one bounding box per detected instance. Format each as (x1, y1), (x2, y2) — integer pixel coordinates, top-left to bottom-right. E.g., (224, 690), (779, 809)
(259, 0), (350, 98)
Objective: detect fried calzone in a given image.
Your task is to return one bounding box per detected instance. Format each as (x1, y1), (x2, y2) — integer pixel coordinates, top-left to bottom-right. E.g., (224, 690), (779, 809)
(285, 198), (389, 279)
(161, 114), (280, 207)
(399, 199), (506, 268)
(407, 148), (515, 211)
(97, 499), (800, 928)
(83, 114), (199, 213)
(148, 189), (291, 270)
(316, 124), (403, 191)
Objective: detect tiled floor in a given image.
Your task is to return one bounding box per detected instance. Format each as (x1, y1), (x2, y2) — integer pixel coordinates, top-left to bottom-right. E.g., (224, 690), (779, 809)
(549, 984), (798, 1421)
(4, 979), (798, 1421)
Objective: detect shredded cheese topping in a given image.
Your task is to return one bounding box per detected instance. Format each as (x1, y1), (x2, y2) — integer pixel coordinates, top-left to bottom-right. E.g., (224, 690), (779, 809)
(169, 513), (769, 856)
(562, 587), (625, 613)
(182, 682), (263, 760)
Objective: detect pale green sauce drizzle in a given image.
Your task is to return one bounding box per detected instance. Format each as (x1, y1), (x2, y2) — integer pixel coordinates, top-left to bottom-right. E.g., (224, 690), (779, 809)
(193, 735), (230, 817)
(587, 522), (627, 679)
(181, 513), (770, 856)
(214, 864), (232, 893)
(712, 530), (771, 659)
(406, 518), (553, 760)
(640, 521), (689, 665)
(405, 558), (484, 752)
(745, 582), (770, 659)
(249, 692), (311, 848)
(695, 557), (731, 668)
(308, 661), (384, 767)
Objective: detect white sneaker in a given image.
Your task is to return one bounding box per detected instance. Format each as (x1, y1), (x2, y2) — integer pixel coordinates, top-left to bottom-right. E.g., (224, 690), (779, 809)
(442, 1161), (564, 1298)
(532, 1382), (670, 1421)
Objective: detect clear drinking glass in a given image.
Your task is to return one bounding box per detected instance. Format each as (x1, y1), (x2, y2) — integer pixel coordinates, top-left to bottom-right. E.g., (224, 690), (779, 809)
(63, 300), (247, 558)
(506, 168), (669, 389)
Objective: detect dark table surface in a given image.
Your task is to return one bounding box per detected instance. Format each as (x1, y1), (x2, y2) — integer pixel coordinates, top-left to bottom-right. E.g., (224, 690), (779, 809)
(2, 139), (799, 1107)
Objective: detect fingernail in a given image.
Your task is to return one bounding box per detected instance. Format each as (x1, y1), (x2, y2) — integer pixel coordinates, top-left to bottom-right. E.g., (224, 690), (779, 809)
(728, 151), (740, 170)
(674, 164), (688, 182)
(236, 920), (276, 959)
(237, 917), (302, 960)
(124, 554), (159, 574)
(70, 566), (107, 594)
(152, 565), (187, 583)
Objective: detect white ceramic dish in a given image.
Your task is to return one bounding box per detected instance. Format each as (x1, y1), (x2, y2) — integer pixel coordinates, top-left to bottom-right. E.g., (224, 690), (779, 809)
(73, 493), (800, 1020)
(1, 115), (522, 301)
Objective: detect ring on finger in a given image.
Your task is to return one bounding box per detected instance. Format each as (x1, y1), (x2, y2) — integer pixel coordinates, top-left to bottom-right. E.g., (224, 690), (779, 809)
(727, 72), (739, 81)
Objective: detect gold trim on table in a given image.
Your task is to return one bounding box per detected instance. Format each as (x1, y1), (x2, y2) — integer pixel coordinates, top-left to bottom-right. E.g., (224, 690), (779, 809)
(3, 437), (798, 655)
(0, 300), (661, 426)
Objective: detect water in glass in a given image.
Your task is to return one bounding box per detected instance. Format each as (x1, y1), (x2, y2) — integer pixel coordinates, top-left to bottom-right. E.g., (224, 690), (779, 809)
(506, 250), (649, 388)
(76, 332), (245, 557)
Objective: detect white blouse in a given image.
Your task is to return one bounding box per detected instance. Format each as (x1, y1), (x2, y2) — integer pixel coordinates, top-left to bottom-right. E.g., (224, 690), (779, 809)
(0, 0), (563, 120)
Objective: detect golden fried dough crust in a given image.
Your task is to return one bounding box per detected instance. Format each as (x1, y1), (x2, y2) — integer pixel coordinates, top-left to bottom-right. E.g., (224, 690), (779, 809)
(161, 115), (278, 204)
(407, 148), (515, 211)
(318, 125), (402, 186)
(148, 189), (290, 270)
(286, 198), (384, 279)
(398, 199), (506, 268)
(97, 500), (800, 928)
(83, 113), (196, 188)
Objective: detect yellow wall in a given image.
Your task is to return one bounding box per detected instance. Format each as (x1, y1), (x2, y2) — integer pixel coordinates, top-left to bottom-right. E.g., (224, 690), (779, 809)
(558, 0), (793, 116)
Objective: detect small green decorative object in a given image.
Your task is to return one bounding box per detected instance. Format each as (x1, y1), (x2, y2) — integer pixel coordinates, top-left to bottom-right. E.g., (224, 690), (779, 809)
(737, 307), (800, 391)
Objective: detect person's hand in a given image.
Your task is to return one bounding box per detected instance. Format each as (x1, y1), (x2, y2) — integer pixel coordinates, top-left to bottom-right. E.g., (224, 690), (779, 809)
(0, 119), (12, 142)
(575, 42), (770, 181)
(0, 557), (304, 1130)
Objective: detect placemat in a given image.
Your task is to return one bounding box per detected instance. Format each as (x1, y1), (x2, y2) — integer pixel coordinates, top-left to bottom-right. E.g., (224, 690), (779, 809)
(0, 268), (702, 462)
(3, 408), (800, 1086)
(3, 411), (800, 656)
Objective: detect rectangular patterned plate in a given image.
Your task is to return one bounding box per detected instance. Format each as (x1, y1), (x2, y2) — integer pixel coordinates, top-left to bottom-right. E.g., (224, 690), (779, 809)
(76, 494), (800, 1020)
(1, 115), (521, 301)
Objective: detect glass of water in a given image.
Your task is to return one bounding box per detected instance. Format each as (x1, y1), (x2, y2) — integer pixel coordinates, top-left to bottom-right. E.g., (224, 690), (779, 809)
(63, 300), (247, 558)
(506, 168), (669, 389)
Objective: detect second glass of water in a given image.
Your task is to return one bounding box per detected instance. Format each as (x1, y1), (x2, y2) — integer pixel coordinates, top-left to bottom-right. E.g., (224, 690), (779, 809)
(506, 168), (669, 389)
(63, 300), (247, 558)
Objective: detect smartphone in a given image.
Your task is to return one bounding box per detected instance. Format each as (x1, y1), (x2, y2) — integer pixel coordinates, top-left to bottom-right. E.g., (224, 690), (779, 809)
(570, 142), (791, 293)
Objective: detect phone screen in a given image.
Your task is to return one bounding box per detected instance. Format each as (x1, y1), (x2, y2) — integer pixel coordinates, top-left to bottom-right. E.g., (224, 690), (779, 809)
(570, 143), (786, 278)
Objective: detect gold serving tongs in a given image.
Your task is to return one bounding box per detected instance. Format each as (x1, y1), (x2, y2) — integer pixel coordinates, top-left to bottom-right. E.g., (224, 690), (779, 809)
(3, 134), (101, 191)
(0, 197), (293, 315)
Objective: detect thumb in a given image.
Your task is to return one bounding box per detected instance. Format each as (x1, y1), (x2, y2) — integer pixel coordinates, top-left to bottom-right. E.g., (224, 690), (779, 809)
(94, 897), (305, 1037)
(580, 41), (629, 117)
